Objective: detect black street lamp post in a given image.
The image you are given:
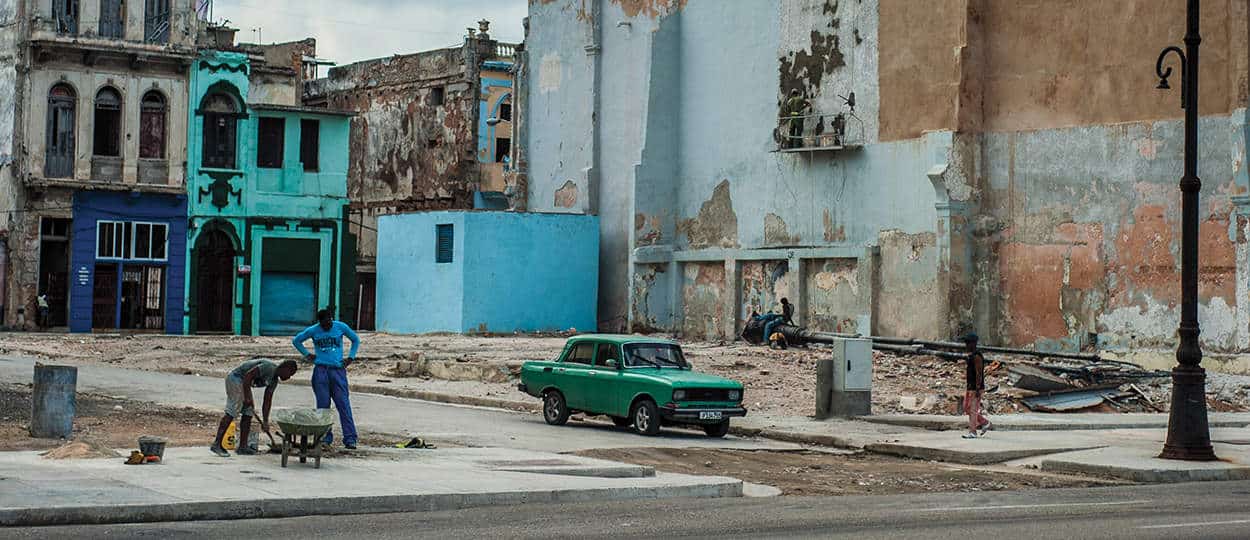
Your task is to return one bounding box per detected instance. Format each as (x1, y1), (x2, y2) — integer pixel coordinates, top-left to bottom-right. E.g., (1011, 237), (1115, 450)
(1155, 0), (1217, 461)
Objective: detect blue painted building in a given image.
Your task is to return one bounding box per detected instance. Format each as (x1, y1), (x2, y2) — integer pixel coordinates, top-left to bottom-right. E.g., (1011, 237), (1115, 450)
(185, 50), (354, 336)
(68, 191), (188, 333)
(376, 211), (598, 334)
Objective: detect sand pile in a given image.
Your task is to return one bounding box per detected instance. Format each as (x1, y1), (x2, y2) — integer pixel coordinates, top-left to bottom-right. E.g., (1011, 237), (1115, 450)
(41, 440), (121, 460)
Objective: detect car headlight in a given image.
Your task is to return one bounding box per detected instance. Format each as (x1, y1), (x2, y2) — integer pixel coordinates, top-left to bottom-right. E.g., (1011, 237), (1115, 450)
(728, 390), (741, 401)
(673, 389), (687, 401)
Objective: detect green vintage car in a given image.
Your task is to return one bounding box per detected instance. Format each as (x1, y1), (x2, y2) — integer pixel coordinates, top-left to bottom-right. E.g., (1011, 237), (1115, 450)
(518, 334), (747, 437)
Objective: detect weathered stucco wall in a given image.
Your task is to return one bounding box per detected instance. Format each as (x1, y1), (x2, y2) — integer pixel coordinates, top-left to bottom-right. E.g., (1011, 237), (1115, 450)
(0, 0), (19, 233)
(527, 0), (1250, 357)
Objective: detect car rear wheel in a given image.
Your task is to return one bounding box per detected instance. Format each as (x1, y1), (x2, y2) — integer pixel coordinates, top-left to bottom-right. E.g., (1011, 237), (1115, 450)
(703, 420), (730, 438)
(610, 416), (632, 428)
(543, 391), (571, 426)
(631, 399), (661, 436)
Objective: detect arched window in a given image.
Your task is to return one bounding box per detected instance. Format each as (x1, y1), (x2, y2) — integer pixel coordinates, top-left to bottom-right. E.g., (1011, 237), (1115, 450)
(93, 87), (122, 157)
(139, 91), (166, 159)
(45, 84), (77, 178)
(202, 93), (240, 169)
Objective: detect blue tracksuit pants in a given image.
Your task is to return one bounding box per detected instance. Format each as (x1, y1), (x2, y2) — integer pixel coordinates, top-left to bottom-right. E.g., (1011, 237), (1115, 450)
(312, 365), (357, 445)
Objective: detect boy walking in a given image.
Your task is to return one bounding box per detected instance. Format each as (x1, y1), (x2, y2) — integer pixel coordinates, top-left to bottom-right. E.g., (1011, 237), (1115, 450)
(293, 309), (362, 449)
(961, 333), (993, 439)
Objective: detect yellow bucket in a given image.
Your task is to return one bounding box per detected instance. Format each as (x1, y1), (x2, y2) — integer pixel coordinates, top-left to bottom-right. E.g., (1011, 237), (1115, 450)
(223, 420), (239, 450)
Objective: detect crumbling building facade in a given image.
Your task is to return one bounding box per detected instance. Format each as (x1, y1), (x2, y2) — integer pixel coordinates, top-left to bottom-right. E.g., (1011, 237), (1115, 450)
(525, 0), (1250, 368)
(0, 0), (201, 332)
(304, 20), (518, 330)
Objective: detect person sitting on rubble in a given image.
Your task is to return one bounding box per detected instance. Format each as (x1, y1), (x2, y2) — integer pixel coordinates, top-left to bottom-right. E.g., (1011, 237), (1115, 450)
(960, 333), (993, 439)
(210, 359), (299, 457)
(780, 297), (794, 325)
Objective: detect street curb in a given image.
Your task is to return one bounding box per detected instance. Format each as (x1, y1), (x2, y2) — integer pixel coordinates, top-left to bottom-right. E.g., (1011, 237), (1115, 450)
(1039, 458), (1250, 483)
(865, 442), (1104, 465)
(0, 479), (742, 527)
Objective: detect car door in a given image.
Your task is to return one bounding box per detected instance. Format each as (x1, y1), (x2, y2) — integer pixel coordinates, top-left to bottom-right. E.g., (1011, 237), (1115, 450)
(585, 343), (624, 416)
(557, 341), (596, 410)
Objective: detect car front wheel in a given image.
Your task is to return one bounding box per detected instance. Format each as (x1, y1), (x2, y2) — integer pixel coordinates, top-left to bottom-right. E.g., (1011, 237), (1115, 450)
(543, 391), (571, 426)
(631, 399), (661, 436)
(703, 420), (730, 438)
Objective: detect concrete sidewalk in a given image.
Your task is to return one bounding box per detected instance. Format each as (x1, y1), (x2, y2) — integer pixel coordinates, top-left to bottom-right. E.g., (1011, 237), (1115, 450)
(0, 447), (742, 526)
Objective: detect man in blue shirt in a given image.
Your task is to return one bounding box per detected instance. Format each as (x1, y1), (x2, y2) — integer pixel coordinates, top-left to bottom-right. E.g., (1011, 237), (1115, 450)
(293, 309), (362, 449)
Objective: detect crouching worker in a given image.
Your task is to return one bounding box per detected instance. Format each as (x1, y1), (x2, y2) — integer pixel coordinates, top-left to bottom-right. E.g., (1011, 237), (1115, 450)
(211, 359), (299, 457)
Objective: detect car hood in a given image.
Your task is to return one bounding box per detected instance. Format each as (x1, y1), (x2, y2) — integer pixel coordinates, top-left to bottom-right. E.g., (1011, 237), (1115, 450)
(629, 369), (741, 388)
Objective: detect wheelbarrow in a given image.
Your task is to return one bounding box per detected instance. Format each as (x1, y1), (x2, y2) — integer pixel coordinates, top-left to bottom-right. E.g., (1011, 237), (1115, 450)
(274, 408), (335, 469)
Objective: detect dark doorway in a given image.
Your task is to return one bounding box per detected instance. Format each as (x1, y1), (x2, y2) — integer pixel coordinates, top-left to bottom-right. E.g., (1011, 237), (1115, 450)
(92, 264), (118, 328)
(38, 218), (71, 327)
(357, 272), (375, 331)
(196, 230), (234, 333)
(120, 265), (164, 330)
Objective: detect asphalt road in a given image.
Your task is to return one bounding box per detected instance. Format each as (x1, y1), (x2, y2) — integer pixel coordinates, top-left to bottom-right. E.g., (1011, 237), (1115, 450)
(5, 480), (1250, 539)
(0, 356), (793, 452)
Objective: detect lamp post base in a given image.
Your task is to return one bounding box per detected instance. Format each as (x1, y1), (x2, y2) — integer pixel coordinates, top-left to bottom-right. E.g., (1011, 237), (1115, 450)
(1159, 365), (1218, 461)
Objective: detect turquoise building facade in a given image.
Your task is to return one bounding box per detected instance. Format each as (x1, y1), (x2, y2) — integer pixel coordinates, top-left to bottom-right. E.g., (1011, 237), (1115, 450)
(185, 51), (354, 335)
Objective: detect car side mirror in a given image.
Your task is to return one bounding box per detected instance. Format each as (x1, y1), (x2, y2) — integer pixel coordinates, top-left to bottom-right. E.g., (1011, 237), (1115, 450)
(604, 359), (617, 369)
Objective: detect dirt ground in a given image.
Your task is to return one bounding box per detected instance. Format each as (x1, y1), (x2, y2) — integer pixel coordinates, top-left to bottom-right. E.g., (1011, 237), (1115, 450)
(575, 447), (1115, 496)
(0, 382), (219, 452)
(3, 332), (1250, 418)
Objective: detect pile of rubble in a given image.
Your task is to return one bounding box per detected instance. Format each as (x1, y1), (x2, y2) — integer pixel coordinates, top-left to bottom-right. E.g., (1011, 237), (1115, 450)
(1003, 361), (1170, 412)
(873, 351), (1250, 415)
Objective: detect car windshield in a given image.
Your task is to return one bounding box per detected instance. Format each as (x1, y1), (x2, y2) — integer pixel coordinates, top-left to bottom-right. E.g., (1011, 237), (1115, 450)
(623, 344), (688, 369)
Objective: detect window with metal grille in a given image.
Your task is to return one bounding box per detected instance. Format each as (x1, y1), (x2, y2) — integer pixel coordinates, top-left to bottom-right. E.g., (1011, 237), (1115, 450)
(139, 91), (166, 159)
(256, 117), (284, 169)
(435, 224), (453, 264)
(201, 93), (239, 169)
(144, 0), (170, 43)
(54, 0), (79, 35)
(99, 0), (125, 39)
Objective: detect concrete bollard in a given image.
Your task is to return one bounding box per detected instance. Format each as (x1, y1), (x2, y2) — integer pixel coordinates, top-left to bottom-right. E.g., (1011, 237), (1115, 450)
(815, 359), (834, 419)
(30, 364), (77, 439)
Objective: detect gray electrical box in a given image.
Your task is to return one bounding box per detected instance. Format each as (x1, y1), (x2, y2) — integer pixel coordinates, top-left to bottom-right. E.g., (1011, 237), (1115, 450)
(817, 337), (872, 418)
(832, 338), (873, 391)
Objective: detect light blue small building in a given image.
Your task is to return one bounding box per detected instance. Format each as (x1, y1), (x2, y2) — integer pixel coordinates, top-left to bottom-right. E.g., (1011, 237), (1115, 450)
(376, 211), (598, 334)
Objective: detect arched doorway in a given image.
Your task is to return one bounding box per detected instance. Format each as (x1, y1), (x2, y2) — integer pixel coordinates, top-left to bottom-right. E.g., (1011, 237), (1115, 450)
(195, 229), (235, 332)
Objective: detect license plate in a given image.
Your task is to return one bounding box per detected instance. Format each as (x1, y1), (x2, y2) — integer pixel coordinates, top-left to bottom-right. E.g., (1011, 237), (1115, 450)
(699, 411), (723, 420)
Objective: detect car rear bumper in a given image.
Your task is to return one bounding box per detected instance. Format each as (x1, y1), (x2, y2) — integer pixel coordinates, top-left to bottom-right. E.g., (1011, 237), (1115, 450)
(660, 405), (747, 423)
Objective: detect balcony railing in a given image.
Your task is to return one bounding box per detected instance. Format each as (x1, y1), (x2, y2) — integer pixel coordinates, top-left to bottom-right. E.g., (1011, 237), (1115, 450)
(774, 111), (864, 153)
(495, 42), (517, 58)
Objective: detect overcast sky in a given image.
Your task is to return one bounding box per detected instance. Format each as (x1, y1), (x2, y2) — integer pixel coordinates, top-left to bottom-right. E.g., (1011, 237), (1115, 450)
(210, 0), (528, 66)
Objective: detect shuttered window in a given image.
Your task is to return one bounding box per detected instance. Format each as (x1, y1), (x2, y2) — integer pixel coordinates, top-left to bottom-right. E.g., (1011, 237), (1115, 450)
(435, 224), (453, 264)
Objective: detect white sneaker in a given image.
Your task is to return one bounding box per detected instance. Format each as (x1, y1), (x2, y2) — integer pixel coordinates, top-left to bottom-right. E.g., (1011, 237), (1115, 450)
(978, 422), (994, 436)
(961, 432), (979, 439)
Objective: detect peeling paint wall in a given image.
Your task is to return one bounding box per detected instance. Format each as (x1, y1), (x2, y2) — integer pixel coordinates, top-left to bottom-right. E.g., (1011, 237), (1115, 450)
(739, 260), (796, 325)
(305, 38), (514, 278)
(681, 261), (725, 340)
(805, 258), (859, 333)
(526, 0), (1250, 359)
